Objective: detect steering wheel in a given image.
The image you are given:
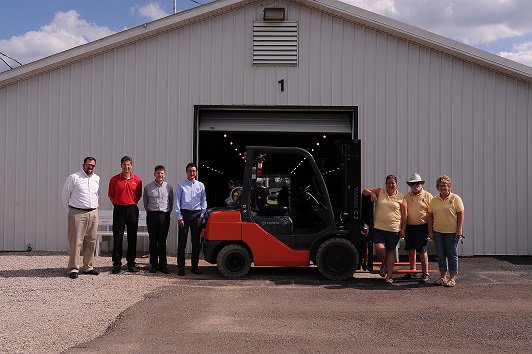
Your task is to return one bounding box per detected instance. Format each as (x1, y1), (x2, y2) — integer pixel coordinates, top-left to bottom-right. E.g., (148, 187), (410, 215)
(230, 187), (243, 204)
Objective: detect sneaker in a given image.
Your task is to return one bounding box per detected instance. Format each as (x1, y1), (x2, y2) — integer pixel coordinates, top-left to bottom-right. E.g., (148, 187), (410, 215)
(404, 273), (416, 280)
(419, 273), (431, 284)
(68, 271), (78, 279)
(433, 277), (447, 286)
(111, 265), (121, 274)
(384, 277), (394, 284)
(444, 278), (456, 287)
(379, 265), (386, 277)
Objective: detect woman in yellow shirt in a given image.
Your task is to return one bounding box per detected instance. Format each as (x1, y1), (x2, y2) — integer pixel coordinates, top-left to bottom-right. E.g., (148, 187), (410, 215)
(427, 175), (464, 287)
(363, 175), (407, 284)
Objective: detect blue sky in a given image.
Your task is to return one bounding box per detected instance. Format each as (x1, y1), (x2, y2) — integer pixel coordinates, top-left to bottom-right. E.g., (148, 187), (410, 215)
(1, 0), (532, 71)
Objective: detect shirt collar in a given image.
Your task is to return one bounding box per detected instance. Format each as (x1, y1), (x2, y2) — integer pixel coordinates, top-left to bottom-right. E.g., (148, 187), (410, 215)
(120, 172), (134, 180)
(436, 192), (452, 201)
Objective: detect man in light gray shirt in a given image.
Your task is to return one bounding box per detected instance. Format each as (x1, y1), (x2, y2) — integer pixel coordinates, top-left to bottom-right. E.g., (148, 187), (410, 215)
(143, 165), (173, 274)
(61, 156), (100, 279)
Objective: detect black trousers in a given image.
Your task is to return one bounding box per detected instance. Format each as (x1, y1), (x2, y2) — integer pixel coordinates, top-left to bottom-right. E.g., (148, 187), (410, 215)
(177, 210), (201, 271)
(112, 204), (139, 267)
(147, 210), (171, 267)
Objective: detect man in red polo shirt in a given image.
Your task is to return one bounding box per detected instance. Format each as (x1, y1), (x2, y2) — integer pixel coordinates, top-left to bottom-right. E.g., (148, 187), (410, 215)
(108, 156), (143, 273)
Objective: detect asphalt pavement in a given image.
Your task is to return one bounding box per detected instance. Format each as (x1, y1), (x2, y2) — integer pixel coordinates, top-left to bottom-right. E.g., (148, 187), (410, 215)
(66, 257), (532, 354)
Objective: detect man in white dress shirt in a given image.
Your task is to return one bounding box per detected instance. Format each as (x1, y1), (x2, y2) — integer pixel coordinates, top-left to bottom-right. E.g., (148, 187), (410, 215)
(61, 157), (100, 279)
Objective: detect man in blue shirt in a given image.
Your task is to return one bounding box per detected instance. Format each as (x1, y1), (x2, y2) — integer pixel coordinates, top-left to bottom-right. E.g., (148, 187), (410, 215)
(175, 162), (207, 276)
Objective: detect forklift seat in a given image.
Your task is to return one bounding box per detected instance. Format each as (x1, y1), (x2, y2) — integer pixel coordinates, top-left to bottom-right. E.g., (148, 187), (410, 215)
(258, 204), (289, 216)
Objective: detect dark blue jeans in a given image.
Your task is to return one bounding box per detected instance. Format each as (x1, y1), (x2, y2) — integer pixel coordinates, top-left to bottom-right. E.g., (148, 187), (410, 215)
(434, 232), (459, 273)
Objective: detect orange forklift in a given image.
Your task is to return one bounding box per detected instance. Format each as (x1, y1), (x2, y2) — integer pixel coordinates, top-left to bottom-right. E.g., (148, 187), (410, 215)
(202, 141), (371, 280)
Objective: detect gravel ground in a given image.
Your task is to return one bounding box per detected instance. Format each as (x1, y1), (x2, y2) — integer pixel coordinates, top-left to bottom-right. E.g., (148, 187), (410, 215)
(0, 252), (178, 354)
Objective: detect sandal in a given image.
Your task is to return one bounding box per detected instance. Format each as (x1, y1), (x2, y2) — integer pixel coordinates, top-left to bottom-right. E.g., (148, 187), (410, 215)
(444, 279), (456, 287)
(433, 277), (447, 286)
(385, 277), (393, 284)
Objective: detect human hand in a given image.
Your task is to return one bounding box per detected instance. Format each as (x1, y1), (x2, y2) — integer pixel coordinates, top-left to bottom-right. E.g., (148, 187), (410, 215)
(370, 192), (377, 203)
(428, 233), (434, 241)
(196, 217), (204, 226)
(178, 219), (184, 228)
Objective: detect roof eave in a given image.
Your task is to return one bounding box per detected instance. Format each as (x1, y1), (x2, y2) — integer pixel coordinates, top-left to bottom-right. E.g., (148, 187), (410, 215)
(304, 0), (532, 84)
(1, 0), (531, 88)
(0, 0), (259, 88)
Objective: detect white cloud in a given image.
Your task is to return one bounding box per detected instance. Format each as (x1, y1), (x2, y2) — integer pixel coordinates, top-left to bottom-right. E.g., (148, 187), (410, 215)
(132, 2), (169, 21)
(343, 0), (532, 45)
(499, 42), (532, 67)
(0, 10), (115, 68)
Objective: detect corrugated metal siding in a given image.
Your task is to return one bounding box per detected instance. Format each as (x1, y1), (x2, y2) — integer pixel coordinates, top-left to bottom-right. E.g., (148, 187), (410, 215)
(0, 0), (530, 255)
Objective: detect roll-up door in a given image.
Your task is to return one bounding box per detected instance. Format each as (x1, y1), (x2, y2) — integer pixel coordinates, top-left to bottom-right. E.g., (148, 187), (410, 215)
(198, 109), (354, 134)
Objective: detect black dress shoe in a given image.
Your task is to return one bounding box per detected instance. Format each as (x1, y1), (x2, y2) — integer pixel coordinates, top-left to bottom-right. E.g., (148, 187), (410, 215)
(149, 266), (157, 273)
(177, 269), (185, 276)
(127, 265), (139, 273)
(82, 269), (99, 275)
(111, 265), (121, 274)
(190, 268), (202, 275)
(159, 267), (171, 274)
(68, 271), (79, 279)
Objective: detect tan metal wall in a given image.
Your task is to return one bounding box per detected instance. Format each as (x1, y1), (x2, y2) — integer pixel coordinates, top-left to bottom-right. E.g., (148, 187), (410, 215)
(0, 0), (531, 254)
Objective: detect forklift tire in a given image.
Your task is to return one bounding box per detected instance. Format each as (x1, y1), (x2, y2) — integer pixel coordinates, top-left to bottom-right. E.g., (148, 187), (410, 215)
(216, 244), (252, 279)
(316, 238), (358, 281)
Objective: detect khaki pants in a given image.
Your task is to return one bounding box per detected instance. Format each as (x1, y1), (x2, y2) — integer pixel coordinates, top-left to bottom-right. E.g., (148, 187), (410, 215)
(67, 208), (99, 272)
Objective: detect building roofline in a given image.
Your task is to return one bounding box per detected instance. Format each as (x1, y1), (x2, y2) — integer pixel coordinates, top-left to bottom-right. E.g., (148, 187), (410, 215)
(0, 0), (258, 88)
(305, 0), (532, 83)
(1, 0), (531, 88)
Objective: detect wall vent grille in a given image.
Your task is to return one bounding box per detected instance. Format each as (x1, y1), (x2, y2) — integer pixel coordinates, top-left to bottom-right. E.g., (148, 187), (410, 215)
(253, 21), (298, 65)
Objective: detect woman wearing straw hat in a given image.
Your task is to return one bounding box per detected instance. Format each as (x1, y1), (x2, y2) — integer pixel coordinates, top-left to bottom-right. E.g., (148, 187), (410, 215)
(363, 175), (407, 284)
(427, 175), (464, 287)
(403, 173), (433, 283)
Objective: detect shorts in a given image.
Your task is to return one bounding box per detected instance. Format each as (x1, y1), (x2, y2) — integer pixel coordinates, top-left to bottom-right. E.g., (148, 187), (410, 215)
(404, 224), (429, 252)
(373, 228), (400, 250)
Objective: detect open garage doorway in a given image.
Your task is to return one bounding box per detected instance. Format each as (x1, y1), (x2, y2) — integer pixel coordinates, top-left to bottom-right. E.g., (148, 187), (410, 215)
(194, 106), (358, 224)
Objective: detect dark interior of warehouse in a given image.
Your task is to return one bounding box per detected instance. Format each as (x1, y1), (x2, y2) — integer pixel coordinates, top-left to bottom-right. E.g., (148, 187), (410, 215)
(198, 131), (353, 218)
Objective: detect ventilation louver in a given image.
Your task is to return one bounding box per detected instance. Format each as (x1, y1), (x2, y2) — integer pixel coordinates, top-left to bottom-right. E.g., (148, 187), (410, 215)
(253, 21), (298, 65)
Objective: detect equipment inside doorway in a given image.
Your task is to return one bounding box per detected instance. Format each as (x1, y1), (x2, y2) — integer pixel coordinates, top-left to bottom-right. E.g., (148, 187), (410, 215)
(198, 131), (352, 225)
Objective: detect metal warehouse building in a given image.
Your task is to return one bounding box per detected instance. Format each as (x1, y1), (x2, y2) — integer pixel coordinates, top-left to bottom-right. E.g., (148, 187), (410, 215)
(1, 0), (531, 255)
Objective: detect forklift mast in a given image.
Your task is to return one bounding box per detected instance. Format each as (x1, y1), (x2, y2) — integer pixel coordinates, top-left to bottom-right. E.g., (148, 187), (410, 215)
(339, 140), (362, 244)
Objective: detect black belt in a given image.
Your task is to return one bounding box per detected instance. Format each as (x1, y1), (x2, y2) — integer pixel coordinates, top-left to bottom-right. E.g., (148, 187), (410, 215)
(181, 209), (201, 213)
(69, 206), (96, 212)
